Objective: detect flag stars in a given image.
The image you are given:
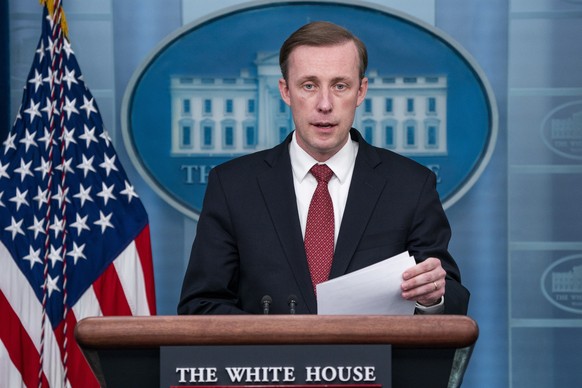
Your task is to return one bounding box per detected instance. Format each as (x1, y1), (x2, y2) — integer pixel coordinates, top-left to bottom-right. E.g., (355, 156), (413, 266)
(0, 161), (10, 180)
(23, 246), (43, 269)
(100, 154), (118, 177)
(34, 156), (52, 181)
(5, 217), (25, 240)
(19, 129), (38, 152)
(36, 39), (45, 63)
(49, 215), (65, 238)
(60, 126), (77, 149)
(62, 66), (78, 89)
(120, 181), (139, 203)
(62, 97), (79, 119)
(38, 128), (55, 150)
(94, 210), (114, 233)
(100, 131), (112, 147)
(41, 97), (59, 121)
(3, 132), (17, 154)
(67, 242), (87, 265)
(45, 14), (55, 31)
(27, 215), (46, 239)
(97, 182), (116, 205)
(14, 159), (34, 182)
(48, 244), (63, 268)
(52, 185), (70, 208)
(45, 274), (61, 298)
(24, 99), (42, 122)
(80, 95), (97, 118)
(33, 187), (49, 209)
(10, 188), (29, 211)
(62, 38), (74, 58)
(43, 67), (58, 88)
(55, 157), (74, 175)
(28, 69), (44, 92)
(45, 36), (57, 57)
(77, 154), (96, 177)
(73, 184), (94, 207)
(70, 213), (90, 235)
(79, 125), (98, 148)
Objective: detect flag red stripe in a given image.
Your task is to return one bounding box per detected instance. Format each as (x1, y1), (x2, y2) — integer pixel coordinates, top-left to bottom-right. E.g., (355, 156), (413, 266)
(135, 225), (157, 315)
(52, 311), (100, 388)
(92, 263), (133, 316)
(0, 290), (50, 388)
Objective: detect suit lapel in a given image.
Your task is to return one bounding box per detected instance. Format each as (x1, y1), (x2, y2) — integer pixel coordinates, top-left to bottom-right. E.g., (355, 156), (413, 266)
(330, 131), (386, 279)
(257, 138), (317, 313)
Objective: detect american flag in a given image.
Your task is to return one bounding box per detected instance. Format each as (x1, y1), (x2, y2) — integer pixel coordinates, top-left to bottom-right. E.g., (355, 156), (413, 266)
(0, 2), (156, 387)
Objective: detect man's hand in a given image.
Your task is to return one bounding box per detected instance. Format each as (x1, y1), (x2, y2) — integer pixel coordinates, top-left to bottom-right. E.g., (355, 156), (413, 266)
(401, 257), (446, 306)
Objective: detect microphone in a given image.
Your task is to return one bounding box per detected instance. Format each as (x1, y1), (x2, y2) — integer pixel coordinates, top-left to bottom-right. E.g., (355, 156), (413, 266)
(261, 295), (272, 315)
(288, 294), (298, 315)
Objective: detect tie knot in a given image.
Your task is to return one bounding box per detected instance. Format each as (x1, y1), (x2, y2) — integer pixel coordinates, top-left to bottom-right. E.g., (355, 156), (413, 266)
(310, 164), (333, 184)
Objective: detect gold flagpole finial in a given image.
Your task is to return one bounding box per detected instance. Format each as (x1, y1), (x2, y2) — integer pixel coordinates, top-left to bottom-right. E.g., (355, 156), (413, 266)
(40, 0), (69, 39)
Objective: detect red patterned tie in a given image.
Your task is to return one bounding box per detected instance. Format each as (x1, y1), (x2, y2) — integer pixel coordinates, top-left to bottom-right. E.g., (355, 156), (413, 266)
(304, 164), (335, 293)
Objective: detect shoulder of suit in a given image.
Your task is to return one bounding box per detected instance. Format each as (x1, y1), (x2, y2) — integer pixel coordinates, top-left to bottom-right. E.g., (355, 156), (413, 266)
(352, 128), (428, 174)
(366, 144), (433, 177)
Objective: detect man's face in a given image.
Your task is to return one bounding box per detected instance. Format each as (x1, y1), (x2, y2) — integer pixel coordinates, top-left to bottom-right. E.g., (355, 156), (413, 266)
(279, 41), (368, 162)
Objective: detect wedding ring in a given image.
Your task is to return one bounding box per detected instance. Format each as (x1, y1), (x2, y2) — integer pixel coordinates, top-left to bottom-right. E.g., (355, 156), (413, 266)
(433, 281), (438, 291)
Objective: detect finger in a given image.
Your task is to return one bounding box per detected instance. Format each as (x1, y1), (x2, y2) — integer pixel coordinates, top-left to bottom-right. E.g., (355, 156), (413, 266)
(402, 265), (446, 292)
(402, 257), (440, 280)
(402, 278), (445, 302)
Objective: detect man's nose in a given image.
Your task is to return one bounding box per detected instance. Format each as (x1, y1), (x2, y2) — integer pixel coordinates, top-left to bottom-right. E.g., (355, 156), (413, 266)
(316, 89), (333, 112)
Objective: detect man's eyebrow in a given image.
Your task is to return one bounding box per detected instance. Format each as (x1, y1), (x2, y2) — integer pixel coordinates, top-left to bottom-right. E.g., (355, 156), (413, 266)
(330, 76), (351, 84)
(296, 75), (318, 83)
(296, 75), (352, 84)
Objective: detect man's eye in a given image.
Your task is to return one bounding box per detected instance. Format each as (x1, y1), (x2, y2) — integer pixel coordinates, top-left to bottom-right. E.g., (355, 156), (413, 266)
(335, 84), (347, 90)
(304, 84), (314, 90)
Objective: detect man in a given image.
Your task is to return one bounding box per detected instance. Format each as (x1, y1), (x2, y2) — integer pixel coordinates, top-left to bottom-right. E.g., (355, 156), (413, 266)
(178, 21), (469, 316)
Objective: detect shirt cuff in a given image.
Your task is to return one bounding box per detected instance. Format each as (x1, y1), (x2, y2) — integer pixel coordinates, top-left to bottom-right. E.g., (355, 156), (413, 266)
(414, 296), (444, 314)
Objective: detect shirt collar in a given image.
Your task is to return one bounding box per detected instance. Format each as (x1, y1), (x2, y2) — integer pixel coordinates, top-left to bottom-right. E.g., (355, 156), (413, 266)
(289, 131), (358, 184)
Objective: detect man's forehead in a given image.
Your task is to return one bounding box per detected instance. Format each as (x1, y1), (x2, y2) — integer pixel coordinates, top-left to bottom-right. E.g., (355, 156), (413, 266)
(290, 41), (357, 55)
(287, 42), (360, 74)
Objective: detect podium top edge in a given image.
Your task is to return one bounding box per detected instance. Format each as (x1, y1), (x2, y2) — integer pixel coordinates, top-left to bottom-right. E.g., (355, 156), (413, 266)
(75, 315), (478, 349)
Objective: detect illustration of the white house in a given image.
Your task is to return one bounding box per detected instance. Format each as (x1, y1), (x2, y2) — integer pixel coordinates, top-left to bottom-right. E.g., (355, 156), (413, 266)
(170, 52), (448, 157)
(550, 111), (582, 145)
(552, 265), (582, 293)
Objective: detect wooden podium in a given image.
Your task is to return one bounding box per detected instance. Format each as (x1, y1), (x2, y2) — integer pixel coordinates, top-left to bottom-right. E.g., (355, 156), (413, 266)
(75, 315), (478, 388)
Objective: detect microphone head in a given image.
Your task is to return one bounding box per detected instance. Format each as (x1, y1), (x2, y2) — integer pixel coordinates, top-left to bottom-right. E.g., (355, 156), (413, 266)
(288, 294), (298, 305)
(261, 295), (272, 305)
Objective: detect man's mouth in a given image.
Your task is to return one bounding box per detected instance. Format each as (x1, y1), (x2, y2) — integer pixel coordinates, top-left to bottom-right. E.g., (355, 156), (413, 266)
(313, 122), (335, 128)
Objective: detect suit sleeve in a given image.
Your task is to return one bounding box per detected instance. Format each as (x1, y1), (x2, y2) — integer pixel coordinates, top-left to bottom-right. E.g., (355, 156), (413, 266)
(407, 171), (470, 315)
(177, 167), (246, 314)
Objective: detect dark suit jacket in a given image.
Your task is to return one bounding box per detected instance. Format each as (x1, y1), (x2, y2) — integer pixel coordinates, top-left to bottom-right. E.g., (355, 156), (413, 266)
(178, 129), (469, 315)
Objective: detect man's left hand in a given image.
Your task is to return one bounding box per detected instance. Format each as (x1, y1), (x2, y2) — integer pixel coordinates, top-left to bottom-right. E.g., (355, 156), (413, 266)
(401, 257), (446, 307)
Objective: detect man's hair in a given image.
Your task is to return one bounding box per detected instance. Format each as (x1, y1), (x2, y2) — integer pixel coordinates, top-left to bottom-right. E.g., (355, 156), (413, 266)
(279, 21), (368, 81)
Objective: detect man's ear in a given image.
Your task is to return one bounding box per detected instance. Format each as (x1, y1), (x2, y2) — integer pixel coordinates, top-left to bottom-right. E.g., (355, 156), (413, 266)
(356, 77), (369, 107)
(278, 78), (291, 105)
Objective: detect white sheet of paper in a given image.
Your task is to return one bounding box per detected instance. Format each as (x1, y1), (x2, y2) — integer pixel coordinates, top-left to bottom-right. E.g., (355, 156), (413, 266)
(316, 251), (417, 315)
